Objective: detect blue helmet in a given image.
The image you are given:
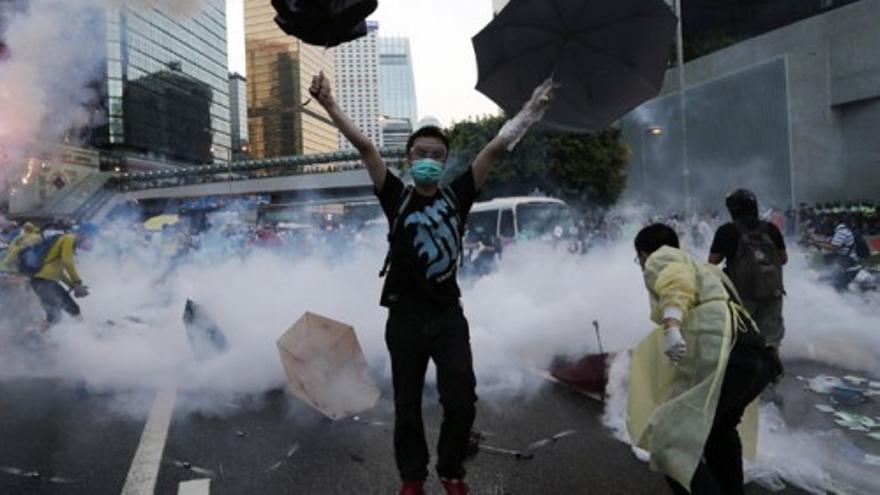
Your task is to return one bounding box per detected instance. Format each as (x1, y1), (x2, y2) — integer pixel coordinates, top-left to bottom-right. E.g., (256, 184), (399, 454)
(75, 222), (100, 239)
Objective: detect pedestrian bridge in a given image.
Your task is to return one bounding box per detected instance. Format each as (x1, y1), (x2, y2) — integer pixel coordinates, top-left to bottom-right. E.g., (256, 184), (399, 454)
(27, 149), (407, 221)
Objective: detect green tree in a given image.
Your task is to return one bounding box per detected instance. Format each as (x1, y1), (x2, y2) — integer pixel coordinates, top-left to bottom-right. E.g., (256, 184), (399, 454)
(446, 115), (630, 208)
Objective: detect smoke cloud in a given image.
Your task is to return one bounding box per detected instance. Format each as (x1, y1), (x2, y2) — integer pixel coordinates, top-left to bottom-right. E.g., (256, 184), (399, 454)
(0, 0), (209, 176)
(0, 209), (877, 491)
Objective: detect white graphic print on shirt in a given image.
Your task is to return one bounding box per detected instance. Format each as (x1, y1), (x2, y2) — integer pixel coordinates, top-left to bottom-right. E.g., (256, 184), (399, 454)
(403, 196), (461, 281)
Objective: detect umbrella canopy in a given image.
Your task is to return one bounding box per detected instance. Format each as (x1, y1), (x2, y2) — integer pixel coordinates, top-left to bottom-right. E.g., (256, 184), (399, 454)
(182, 299), (228, 361)
(272, 0), (378, 47)
(473, 0), (677, 133)
(276, 312), (380, 420)
(143, 214), (179, 232)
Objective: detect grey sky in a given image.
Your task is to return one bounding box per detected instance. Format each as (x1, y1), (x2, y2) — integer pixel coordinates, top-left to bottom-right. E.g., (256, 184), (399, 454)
(225, 0), (500, 127)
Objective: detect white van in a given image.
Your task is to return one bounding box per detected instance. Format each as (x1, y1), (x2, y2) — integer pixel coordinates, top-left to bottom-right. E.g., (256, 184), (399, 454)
(468, 196), (580, 245)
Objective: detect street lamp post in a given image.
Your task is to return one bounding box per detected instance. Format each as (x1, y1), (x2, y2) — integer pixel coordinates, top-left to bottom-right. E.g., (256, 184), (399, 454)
(641, 126), (663, 196)
(674, 0), (691, 212)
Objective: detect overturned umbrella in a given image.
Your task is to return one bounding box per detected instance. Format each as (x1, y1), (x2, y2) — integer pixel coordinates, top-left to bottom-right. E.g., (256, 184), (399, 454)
(183, 299), (228, 361)
(276, 312), (380, 420)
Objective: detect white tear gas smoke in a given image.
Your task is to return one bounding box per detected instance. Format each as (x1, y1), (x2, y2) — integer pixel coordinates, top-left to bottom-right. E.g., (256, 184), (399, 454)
(0, 214), (877, 487)
(2, 220), (876, 390)
(0, 0), (207, 170)
(0, 0), (104, 163)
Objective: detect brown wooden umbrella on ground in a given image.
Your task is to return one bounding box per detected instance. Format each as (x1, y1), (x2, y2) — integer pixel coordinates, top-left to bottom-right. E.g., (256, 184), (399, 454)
(276, 312), (380, 419)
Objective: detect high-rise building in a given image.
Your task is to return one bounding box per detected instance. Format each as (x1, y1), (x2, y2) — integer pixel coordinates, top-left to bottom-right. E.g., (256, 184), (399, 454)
(229, 72), (249, 156)
(378, 36), (417, 148)
(492, 0), (510, 15)
(244, 0), (337, 159)
(335, 21), (381, 150)
(98, 0), (232, 164)
(380, 116), (411, 149)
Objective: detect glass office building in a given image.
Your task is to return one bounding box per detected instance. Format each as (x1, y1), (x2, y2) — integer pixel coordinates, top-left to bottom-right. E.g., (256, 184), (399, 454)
(244, 0), (337, 159)
(378, 36), (417, 126)
(229, 72), (248, 156)
(96, 0), (232, 164)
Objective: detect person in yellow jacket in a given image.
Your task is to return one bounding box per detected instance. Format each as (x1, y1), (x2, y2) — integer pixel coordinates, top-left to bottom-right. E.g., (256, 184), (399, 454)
(628, 224), (779, 495)
(0, 222), (42, 273)
(30, 223), (98, 329)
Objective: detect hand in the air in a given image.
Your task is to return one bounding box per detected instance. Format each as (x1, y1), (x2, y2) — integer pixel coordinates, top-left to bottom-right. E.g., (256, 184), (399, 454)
(309, 71), (334, 108)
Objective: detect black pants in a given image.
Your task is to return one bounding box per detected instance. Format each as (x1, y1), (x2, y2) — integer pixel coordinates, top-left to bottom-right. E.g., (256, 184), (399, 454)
(385, 304), (477, 481)
(30, 278), (80, 324)
(666, 343), (776, 495)
(825, 254), (859, 291)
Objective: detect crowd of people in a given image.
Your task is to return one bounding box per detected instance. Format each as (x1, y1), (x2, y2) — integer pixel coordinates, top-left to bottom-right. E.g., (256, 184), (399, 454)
(1, 195), (876, 336)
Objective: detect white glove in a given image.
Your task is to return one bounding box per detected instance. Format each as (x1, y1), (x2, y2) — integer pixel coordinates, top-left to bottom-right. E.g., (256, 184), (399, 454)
(663, 326), (687, 363)
(497, 77), (557, 151)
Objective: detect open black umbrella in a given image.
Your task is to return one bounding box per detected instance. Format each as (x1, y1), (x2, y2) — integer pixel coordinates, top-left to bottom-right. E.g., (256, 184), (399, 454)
(272, 0), (378, 47)
(473, 0), (676, 133)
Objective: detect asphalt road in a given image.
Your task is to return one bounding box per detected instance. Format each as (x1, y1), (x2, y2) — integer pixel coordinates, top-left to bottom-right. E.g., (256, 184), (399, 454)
(0, 367), (821, 495)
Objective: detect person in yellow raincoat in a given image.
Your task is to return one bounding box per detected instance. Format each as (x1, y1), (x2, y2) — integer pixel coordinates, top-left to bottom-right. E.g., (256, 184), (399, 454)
(29, 223), (98, 330)
(0, 222), (42, 273)
(628, 224), (779, 494)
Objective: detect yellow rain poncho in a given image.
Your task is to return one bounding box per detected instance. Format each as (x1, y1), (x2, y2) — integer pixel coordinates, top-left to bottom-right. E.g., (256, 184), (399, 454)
(627, 246), (758, 491)
(0, 223), (42, 273)
(34, 234), (82, 286)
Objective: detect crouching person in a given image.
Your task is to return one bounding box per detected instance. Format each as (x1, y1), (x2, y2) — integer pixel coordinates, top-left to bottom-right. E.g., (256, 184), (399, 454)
(628, 224), (779, 495)
(29, 224), (98, 331)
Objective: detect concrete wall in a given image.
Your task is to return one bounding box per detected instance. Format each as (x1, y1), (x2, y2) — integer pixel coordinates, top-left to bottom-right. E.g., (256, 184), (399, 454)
(628, 0), (880, 206)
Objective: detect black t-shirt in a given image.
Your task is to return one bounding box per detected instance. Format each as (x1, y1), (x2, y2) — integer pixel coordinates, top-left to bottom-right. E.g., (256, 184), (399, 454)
(710, 219), (786, 268)
(376, 168), (477, 308)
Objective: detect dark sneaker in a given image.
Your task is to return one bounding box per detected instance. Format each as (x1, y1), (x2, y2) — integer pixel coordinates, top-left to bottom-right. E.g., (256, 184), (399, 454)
(440, 478), (470, 495)
(397, 481), (426, 495)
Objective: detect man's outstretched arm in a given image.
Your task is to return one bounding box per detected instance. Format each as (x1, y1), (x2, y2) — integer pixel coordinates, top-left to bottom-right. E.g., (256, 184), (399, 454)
(472, 78), (556, 190)
(310, 72), (387, 190)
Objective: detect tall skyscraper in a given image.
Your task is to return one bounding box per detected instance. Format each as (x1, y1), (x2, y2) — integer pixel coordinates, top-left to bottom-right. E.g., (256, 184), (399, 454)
(229, 72), (249, 156)
(99, 0), (232, 164)
(378, 36), (417, 147)
(244, 0), (337, 159)
(492, 0), (510, 15)
(335, 21), (382, 151)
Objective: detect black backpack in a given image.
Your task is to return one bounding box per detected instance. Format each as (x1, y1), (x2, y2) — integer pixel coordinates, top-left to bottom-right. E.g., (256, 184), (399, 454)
(728, 223), (784, 301)
(853, 232), (871, 261)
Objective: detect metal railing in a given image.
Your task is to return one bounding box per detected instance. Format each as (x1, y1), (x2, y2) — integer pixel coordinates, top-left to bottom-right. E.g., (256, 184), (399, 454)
(109, 148), (408, 192)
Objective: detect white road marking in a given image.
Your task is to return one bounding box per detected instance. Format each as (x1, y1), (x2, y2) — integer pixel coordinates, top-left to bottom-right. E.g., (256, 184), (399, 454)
(177, 478), (211, 495)
(121, 385), (178, 495)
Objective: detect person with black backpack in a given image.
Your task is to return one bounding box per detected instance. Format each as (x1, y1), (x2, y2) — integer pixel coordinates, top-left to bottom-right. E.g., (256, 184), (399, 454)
(812, 214), (865, 291)
(709, 189), (788, 351)
(310, 72), (554, 495)
(23, 223), (98, 332)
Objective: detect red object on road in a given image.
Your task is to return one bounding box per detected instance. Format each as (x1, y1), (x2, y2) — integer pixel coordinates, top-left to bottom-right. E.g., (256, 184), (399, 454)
(550, 353), (611, 401)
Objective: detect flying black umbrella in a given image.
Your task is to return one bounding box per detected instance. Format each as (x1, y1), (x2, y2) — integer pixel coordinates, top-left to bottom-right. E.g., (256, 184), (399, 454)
(473, 0), (677, 133)
(272, 0), (378, 47)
